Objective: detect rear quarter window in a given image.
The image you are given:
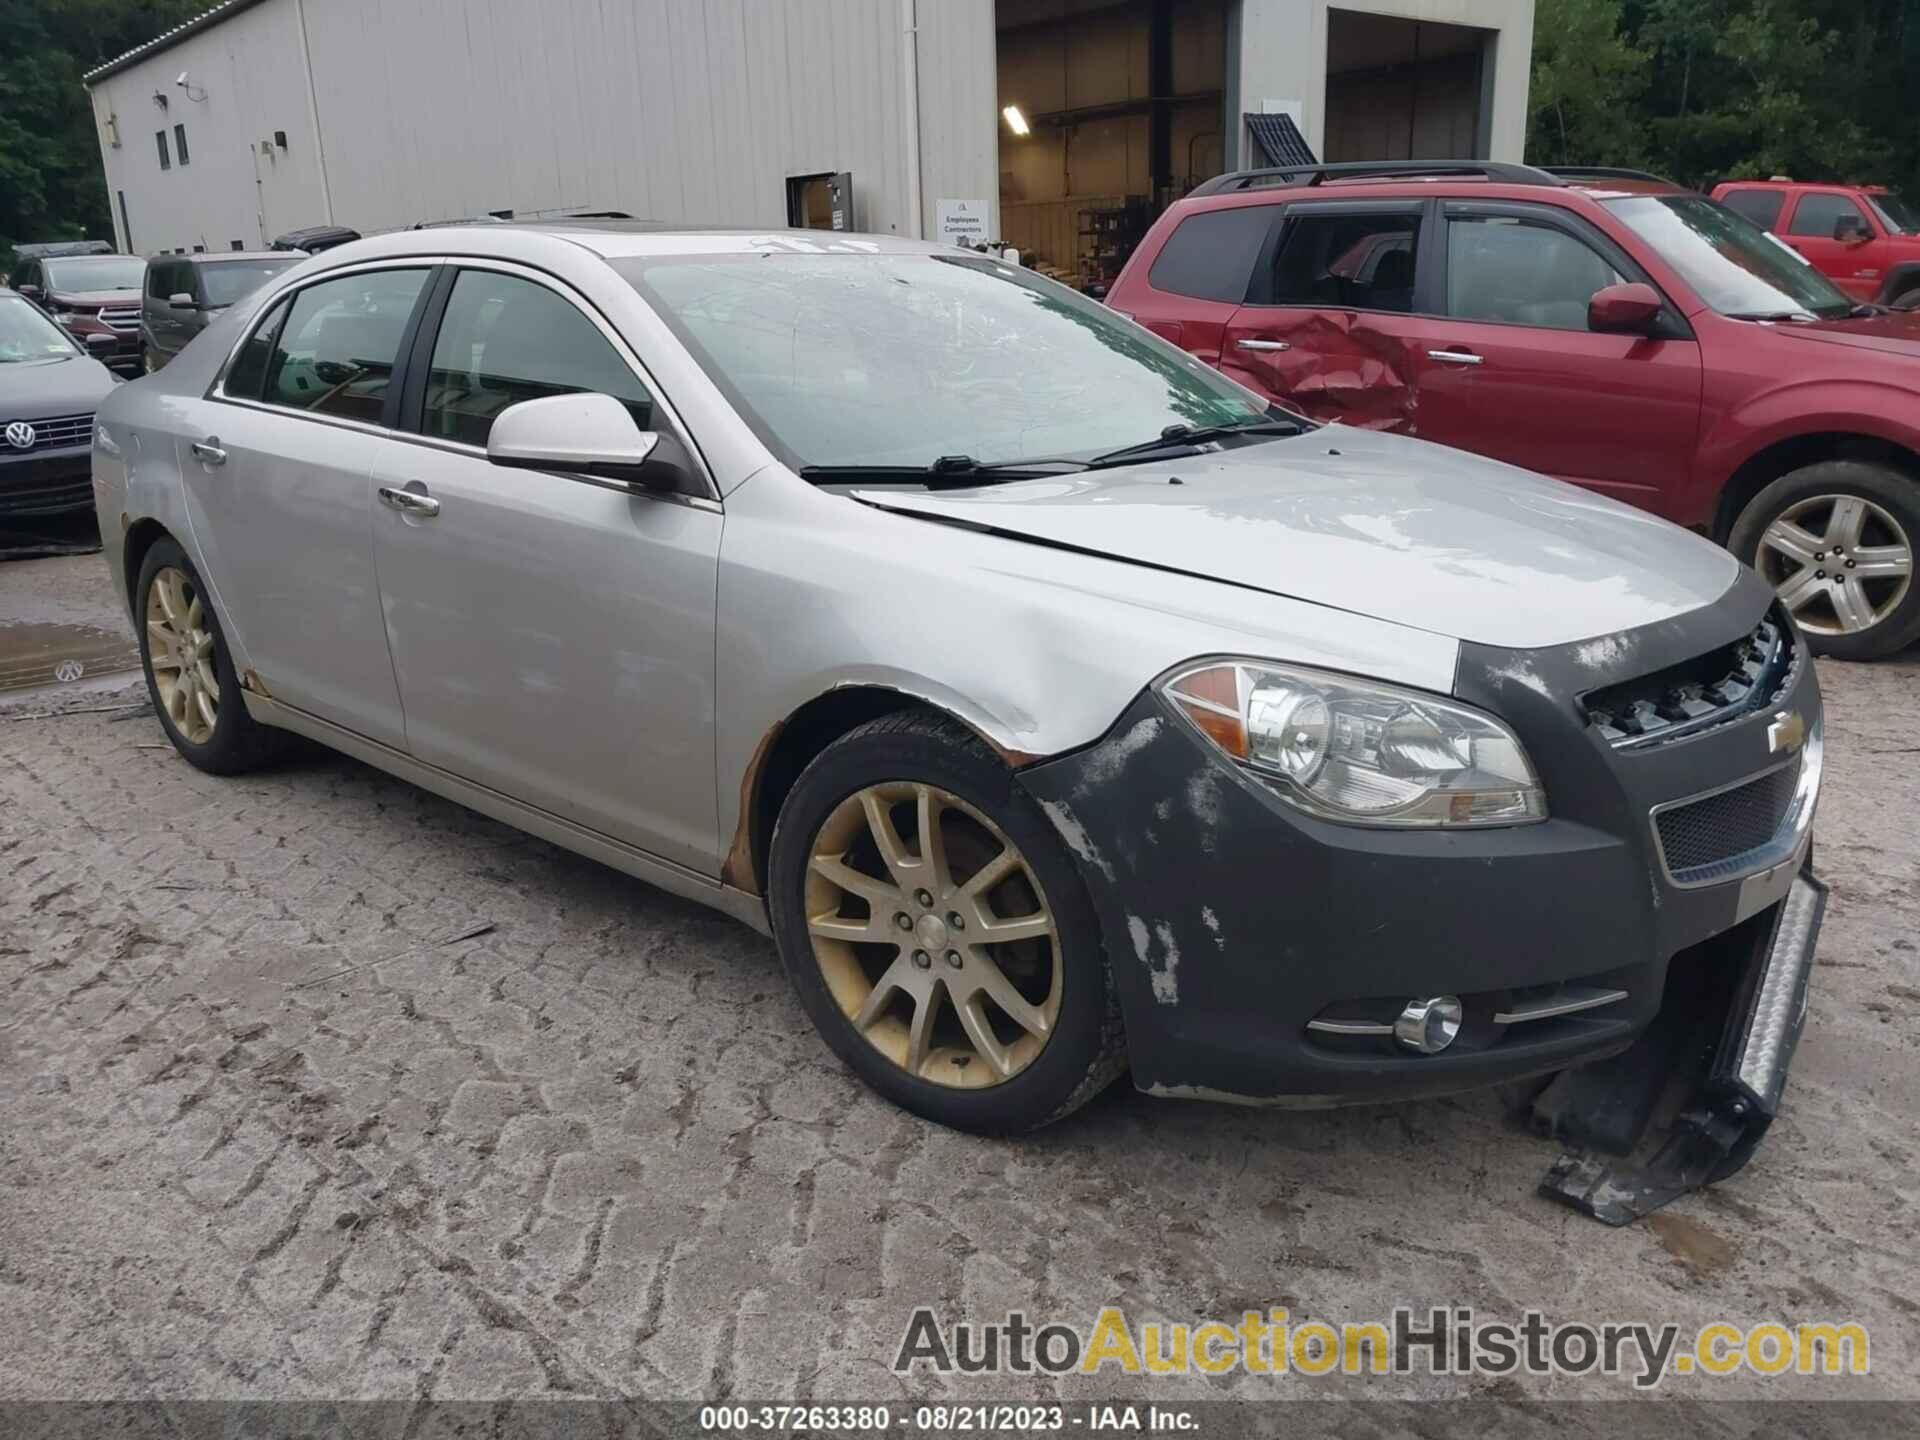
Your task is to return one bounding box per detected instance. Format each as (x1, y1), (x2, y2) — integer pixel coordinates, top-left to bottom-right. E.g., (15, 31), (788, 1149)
(1147, 206), (1275, 303)
(1720, 189), (1787, 230)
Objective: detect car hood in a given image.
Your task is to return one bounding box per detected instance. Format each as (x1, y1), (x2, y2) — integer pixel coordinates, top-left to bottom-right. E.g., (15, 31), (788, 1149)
(0, 353), (118, 417)
(1775, 310), (1920, 357)
(49, 289), (140, 308)
(852, 425), (1741, 650)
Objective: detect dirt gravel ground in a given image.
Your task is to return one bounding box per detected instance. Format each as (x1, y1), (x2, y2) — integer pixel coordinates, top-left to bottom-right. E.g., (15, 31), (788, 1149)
(1, 551), (1916, 1426)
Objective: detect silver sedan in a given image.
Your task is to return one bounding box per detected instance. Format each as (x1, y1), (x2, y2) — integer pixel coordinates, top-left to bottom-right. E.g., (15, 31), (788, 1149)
(93, 224), (1823, 1186)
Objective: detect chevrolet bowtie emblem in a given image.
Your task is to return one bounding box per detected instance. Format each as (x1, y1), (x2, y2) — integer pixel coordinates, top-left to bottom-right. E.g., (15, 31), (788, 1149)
(1768, 711), (1806, 756)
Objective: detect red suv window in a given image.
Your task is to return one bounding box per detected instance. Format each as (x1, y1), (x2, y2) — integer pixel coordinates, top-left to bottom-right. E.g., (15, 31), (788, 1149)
(1720, 189), (1786, 230)
(1146, 206), (1274, 302)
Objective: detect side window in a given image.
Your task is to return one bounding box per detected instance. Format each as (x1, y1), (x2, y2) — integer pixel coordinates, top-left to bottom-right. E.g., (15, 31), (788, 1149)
(1268, 211), (1421, 313)
(225, 296), (290, 400)
(262, 268), (429, 423)
(146, 263), (169, 298)
(1147, 207), (1275, 303)
(1721, 190), (1786, 231)
(1788, 194), (1866, 239)
(1445, 216), (1624, 331)
(421, 269), (653, 448)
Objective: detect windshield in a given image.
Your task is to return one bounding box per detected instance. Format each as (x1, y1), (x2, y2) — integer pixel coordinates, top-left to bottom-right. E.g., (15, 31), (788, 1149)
(1607, 195), (1853, 320)
(0, 296), (80, 363)
(198, 257), (297, 307)
(616, 250), (1267, 469)
(42, 255), (146, 292)
(1865, 191), (1920, 236)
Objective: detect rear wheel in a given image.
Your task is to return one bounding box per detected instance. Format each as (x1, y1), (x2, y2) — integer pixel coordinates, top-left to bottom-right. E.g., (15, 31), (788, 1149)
(767, 711), (1125, 1133)
(136, 538), (288, 773)
(1890, 287), (1920, 311)
(1732, 461), (1920, 659)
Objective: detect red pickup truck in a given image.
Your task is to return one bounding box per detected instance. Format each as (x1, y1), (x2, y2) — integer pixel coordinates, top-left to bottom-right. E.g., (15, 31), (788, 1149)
(1106, 163), (1920, 658)
(1711, 178), (1920, 309)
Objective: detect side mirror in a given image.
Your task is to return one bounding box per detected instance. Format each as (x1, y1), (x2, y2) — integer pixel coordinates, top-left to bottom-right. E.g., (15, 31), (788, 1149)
(82, 332), (117, 352)
(1835, 219), (1872, 244)
(486, 392), (680, 492)
(1588, 281), (1665, 336)
(1084, 282), (1110, 301)
(168, 290), (200, 309)
(17, 284), (41, 302)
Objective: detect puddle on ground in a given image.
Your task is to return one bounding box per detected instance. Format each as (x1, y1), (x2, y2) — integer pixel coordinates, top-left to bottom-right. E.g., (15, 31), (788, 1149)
(0, 620), (141, 694)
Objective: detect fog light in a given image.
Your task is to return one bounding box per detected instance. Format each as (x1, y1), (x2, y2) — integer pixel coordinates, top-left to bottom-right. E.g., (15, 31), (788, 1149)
(1395, 996), (1462, 1054)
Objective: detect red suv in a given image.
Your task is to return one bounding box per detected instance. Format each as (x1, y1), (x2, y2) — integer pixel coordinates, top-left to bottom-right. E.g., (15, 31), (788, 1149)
(1711, 178), (1920, 309)
(1107, 162), (1920, 658)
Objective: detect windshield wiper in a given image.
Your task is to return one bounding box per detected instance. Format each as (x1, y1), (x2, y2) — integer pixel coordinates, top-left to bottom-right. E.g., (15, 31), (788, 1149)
(1084, 416), (1306, 469)
(1724, 309), (1822, 324)
(800, 455), (1090, 490)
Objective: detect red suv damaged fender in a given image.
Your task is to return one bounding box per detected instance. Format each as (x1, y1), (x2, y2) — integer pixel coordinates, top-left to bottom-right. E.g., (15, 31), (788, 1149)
(1106, 163), (1920, 658)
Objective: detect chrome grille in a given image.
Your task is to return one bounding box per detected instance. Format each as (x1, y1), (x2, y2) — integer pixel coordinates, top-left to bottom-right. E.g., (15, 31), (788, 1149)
(1586, 613), (1796, 748)
(1, 413), (94, 451)
(96, 306), (141, 334)
(1653, 762), (1800, 880)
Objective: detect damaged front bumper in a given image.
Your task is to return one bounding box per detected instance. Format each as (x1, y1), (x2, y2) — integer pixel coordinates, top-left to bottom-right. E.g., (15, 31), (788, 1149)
(1536, 866), (1825, 1224)
(1017, 573), (1824, 1220)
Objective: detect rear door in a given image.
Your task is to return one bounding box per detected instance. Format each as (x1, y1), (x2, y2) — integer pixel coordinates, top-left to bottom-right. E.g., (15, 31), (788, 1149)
(1114, 203), (1276, 363)
(369, 262), (722, 871)
(1220, 200), (1435, 430)
(186, 261), (434, 748)
(1780, 190), (1887, 300)
(1409, 202), (1703, 516)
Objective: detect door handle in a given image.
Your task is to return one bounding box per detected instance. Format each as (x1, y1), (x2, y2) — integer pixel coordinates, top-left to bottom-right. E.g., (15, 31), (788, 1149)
(1235, 338), (1291, 352)
(377, 485), (441, 518)
(1427, 350), (1484, 366)
(189, 438), (226, 466)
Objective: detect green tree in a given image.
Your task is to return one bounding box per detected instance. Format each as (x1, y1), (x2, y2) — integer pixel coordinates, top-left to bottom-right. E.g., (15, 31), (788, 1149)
(1531, 0), (1919, 198)
(1526, 0), (1650, 169)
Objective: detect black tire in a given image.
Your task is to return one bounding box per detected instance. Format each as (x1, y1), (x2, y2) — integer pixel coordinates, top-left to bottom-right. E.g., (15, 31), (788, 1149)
(135, 537), (288, 773)
(1729, 461), (1920, 661)
(1890, 287), (1920, 312)
(767, 710), (1126, 1134)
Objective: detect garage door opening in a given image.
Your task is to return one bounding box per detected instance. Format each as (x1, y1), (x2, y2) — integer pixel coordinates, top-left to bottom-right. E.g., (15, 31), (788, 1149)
(1324, 9), (1492, 163)
(995, 0), (1229, 292)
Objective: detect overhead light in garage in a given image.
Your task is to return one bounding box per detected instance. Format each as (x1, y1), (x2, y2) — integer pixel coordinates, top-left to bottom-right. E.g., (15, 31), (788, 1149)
(1002, 105), (1030, 137)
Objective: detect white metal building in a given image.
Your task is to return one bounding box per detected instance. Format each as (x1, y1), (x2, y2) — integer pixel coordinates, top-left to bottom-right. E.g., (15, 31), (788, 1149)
(85, 0), (1534, 279)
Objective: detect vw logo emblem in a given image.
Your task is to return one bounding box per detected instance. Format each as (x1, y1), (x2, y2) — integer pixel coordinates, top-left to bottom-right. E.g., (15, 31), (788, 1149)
(4, 421), (34, 450)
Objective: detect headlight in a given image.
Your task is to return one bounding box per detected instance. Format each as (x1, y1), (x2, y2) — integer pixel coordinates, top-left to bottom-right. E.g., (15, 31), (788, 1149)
(1160, 659), (1547, 827)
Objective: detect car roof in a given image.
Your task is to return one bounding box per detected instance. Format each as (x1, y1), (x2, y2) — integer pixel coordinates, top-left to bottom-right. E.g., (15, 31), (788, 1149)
(157, 250), (294, 264)
(311, 222), (959, 267)
(1171, 174), (1688, 217)
(1716, 178), (1887, 193)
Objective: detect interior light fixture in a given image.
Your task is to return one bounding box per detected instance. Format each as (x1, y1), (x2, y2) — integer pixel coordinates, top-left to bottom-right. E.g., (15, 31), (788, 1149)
(1002, 105), (1030, 137)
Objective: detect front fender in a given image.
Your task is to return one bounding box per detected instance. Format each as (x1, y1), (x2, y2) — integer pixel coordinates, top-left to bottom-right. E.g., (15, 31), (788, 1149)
(1702, 378), (1920, 490)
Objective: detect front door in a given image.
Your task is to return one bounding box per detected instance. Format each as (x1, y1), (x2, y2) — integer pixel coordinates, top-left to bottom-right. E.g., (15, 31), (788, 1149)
(370, 264), (722, 871)
(1220, 200), (1433, 432)
(187, 263), (433, 748)
(1409, 204), (1704, 519)
(1781, 191), (1888, 301)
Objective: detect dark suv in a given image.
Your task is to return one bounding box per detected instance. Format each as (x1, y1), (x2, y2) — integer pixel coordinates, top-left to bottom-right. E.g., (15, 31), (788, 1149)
(140, 252), (299, 371)
(1106, 162), (1920, 658)
(10, 252), (146, 376)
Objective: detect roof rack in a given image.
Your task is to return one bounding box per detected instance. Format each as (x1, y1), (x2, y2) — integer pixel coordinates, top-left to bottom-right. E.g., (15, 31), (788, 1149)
(1544, 166), (1676, 186)
(1189, 160), (1565, 197)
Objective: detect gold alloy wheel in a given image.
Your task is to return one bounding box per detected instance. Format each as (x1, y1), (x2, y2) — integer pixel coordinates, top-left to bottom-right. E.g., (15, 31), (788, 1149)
(805, 782), (1062, 1088)
(1758, 493), (1914, 637)
(146, 566), (219, 744)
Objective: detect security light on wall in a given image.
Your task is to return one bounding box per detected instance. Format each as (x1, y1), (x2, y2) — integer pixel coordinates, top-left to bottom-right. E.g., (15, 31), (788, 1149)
(175, 72), (208, 102)
(1002, 105), (1030, 137)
